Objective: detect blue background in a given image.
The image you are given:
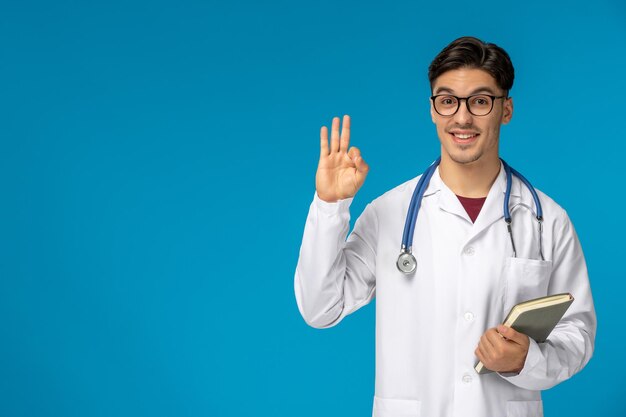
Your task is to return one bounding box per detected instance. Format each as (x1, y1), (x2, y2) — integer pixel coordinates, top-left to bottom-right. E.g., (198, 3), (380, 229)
(1, 0), (624, 416)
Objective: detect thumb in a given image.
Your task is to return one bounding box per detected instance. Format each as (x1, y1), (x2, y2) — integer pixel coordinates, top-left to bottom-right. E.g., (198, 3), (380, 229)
(497, 325), (526, 345)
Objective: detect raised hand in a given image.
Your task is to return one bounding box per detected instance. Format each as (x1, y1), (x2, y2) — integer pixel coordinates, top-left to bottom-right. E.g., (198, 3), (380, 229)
(315, 115), (369, 203)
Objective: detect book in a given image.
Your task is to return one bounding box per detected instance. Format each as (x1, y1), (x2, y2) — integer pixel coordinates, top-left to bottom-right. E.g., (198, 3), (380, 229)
(475, 293), (574, 375)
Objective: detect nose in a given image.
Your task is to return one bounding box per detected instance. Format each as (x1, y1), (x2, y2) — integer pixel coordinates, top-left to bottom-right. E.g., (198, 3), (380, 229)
(453, 98), (473, 125)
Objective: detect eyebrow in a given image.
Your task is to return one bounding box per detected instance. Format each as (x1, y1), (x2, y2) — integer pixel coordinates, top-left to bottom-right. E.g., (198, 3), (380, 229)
(433, 86), (498, 96)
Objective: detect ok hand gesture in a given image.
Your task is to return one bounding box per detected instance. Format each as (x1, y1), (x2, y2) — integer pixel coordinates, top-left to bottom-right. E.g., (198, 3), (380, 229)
(315, 115), (370, 203)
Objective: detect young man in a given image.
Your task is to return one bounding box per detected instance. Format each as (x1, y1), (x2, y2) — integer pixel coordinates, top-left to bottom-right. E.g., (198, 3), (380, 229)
(294, 37), (596, 417)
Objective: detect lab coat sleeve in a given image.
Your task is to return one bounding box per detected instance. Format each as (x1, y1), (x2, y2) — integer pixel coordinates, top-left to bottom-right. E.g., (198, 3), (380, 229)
(498, 210), (597, 390)
(294, 192), (378, 329)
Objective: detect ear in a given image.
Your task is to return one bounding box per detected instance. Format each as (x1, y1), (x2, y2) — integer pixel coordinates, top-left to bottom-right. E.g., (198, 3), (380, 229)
(502, 97), (513, 125)
(430, 100), (437, 124)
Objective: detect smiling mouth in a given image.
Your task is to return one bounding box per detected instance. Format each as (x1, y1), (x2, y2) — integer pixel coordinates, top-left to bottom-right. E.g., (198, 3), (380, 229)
(450, 132), (480, 143)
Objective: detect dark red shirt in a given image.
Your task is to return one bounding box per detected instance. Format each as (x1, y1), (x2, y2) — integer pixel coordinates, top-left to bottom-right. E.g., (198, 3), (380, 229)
(456, 195), (487, 223)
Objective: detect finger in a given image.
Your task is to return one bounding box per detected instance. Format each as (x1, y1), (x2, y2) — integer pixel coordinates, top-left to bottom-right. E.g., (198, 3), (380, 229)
(349, 147), (369, 172)
(347, 146), (361, 159)
(486, 328), (507, 348)
(339, 114), (351, 153)
(497, 325), (527, 346)
(479, 333), (497, 359)
(320, 126), (329, 157)
(330, 117), (340, 153)
(476, 344), (490, 363)
(355, 155), (369, 174)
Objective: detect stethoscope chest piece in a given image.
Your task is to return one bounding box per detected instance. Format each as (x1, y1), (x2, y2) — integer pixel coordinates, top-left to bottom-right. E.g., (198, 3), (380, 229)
(396, 249), (417, 274)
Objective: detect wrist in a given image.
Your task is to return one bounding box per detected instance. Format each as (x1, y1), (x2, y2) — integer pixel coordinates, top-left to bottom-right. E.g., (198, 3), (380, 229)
(316, 192), (339, 203)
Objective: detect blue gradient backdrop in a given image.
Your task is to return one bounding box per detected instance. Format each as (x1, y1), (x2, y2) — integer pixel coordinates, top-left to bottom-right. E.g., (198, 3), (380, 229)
(1, 0), (624, 416)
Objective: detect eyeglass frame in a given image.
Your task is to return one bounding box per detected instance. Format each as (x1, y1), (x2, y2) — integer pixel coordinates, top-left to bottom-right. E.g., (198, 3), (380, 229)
(430, 94), (509, 117)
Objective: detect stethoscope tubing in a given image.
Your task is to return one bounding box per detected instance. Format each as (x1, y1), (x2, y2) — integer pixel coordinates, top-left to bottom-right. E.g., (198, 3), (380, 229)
(398, 158), (544, 274)
(501, 159), (543, 221)
(404, 157), (441, 252)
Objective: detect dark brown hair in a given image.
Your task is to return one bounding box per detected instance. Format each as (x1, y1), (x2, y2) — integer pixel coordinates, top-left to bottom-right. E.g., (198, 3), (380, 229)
(428, 36), (514, 94)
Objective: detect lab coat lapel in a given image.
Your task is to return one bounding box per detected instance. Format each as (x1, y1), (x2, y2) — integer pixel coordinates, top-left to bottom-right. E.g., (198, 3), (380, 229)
(423, 163), (523, 238)
(467, 163), (522, 244)
(424, 167), (472, 223)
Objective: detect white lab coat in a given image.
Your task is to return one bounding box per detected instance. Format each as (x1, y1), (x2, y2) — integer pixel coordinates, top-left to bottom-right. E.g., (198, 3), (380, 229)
(294, 163), (596, 417)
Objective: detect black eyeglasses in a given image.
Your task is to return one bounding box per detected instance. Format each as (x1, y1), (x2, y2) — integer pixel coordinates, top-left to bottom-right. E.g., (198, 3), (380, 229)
(430, 94), (508, 116)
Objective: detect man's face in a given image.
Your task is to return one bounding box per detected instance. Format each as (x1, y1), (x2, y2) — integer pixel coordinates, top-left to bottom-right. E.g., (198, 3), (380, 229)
(430, 68), (513, 165)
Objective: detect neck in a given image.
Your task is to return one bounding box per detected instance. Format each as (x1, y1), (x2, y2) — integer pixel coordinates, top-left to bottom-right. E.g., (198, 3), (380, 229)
(438, 154), (501, 198)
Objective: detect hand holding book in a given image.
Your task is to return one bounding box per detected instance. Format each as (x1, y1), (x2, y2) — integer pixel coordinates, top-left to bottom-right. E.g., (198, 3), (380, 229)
(475, 324), (530, 374)
(474, 293), (574, 375)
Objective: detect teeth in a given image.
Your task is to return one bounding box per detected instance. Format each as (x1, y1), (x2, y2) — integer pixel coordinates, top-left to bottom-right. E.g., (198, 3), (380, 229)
(453, 133), (477, 139)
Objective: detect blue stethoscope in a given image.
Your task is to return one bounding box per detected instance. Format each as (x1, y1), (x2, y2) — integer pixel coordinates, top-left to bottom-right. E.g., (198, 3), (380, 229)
(396, 157), (545, 274)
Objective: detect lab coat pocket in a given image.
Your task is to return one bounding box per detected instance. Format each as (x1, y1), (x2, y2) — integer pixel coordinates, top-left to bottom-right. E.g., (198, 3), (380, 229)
(502, 257), (553, 317)
(372, 396), (421, 417)
(506, 400), (543, 416)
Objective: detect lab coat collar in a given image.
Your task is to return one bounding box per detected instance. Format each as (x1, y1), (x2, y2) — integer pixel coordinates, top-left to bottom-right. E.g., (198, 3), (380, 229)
(421, 161), (523, 234)
(422, 161), (522, 198)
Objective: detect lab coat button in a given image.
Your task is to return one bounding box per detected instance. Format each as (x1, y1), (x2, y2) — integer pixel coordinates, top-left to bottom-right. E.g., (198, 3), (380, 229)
(464, 312), (474, 322)
(464, 246), (475, 256)
(462, 373), (473, 384)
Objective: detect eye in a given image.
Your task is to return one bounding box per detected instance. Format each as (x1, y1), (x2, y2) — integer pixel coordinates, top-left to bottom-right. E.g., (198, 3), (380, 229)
(470, 96), (491, 106)
(438, 96), (457, 106)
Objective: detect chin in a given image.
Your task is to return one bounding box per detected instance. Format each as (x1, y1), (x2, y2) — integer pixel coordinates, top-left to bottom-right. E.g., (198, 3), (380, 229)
(448, 151), (483, 165)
